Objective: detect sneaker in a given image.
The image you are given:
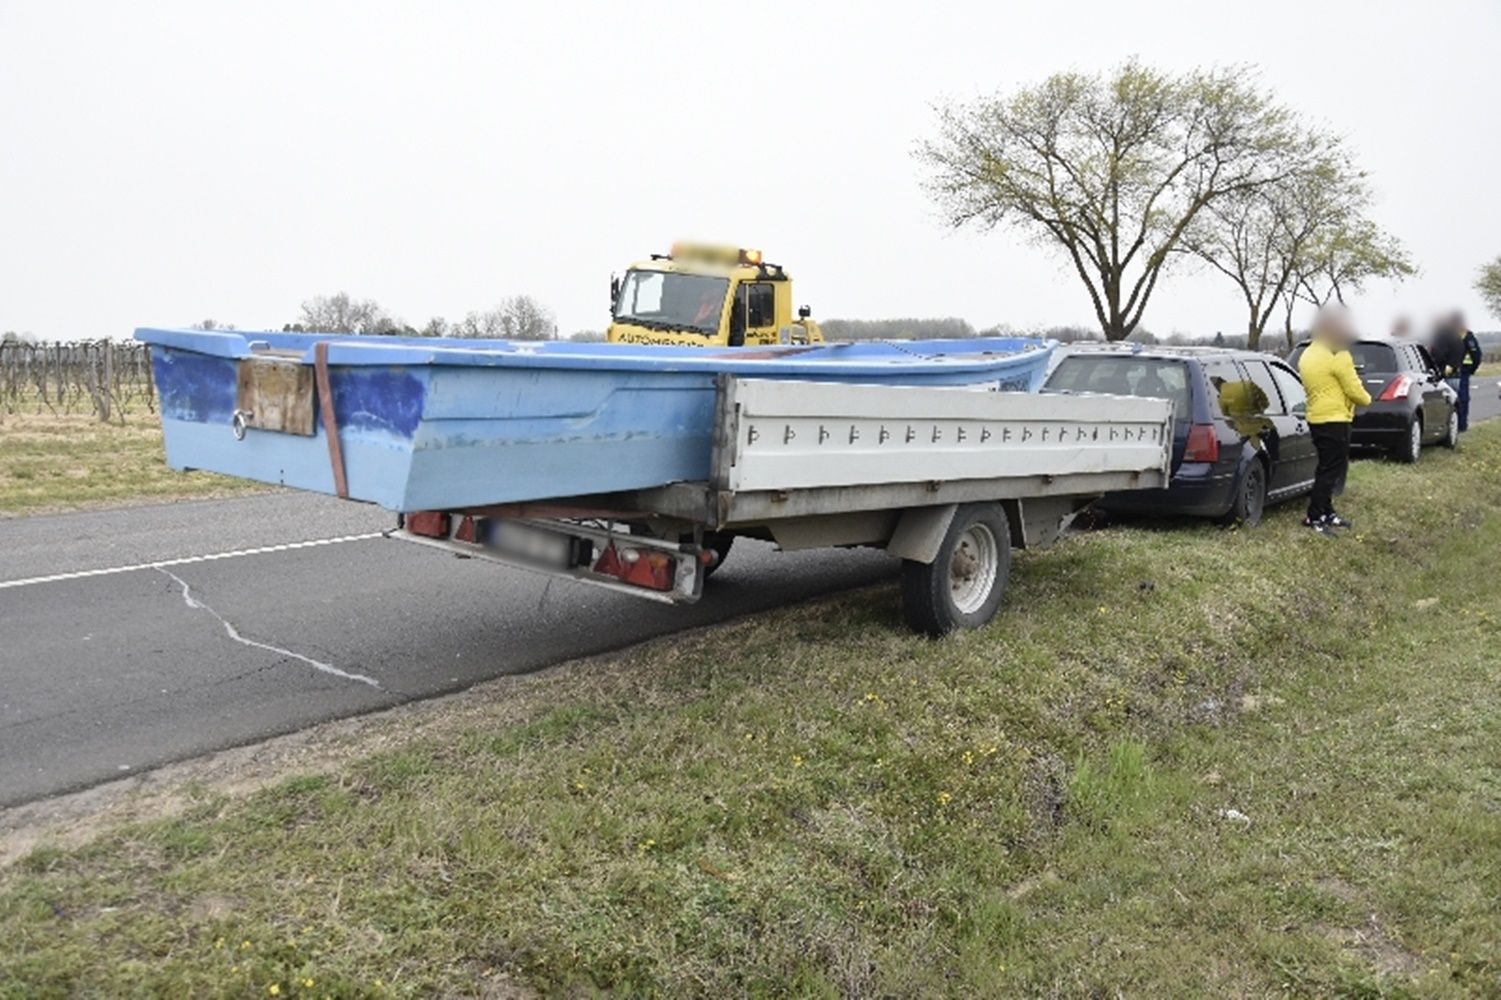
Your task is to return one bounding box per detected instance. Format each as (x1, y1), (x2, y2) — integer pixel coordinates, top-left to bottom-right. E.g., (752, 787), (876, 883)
(1326, 513), (1353, 529)
(1301, 516), (1337, 536)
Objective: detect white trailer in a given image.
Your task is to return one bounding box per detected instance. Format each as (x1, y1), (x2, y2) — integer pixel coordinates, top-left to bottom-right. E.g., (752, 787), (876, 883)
(391, 376), (1172, 634)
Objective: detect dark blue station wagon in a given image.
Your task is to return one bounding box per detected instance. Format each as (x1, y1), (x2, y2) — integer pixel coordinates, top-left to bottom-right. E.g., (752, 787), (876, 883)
(1043, 345), (1317, 526)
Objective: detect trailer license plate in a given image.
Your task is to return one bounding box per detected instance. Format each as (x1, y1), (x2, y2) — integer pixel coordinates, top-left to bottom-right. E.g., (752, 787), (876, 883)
(488, 521), (573, 569)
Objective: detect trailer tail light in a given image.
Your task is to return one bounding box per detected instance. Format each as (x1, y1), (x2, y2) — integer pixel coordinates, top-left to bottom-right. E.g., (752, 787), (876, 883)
(406, 511), (450, 538)
(594, 543), (675, 591)
(1184, 424), (1219, 463)
(1378, 374), (1414, 401)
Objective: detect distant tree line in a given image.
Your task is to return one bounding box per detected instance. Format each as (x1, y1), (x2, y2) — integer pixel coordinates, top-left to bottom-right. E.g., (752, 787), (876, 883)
(818, 317), (976, 341)
(275, 291), (560, 340)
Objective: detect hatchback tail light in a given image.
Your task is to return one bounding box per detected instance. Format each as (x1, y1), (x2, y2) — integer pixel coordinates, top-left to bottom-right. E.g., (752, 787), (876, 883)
(1378, 374), (1414, 401)
(1184, 423), (1219, 463)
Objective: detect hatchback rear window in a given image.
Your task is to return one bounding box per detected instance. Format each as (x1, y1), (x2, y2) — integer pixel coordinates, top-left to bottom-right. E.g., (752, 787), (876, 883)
(1045, 357), (1191, 416)
(1289, 342), (1398, 375)
(1350, 343), (1398, 374)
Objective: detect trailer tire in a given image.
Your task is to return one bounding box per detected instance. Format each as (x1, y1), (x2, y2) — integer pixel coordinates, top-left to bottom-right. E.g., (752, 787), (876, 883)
(900, 502), (1011, 637)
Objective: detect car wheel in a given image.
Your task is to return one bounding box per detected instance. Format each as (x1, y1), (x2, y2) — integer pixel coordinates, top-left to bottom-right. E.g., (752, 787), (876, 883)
(1221, 459), (1267, 528)
(900, 502), (1012, 636)
(1394, 417), (1422, 464)
(1441, 408), (1459, 449)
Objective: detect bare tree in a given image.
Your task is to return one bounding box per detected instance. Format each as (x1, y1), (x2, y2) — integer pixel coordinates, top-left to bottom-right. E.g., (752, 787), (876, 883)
(452, 295), (557, 340)
(919, 61), (1304, 340)
(188, 319), (236, 331)
(1180, 144), (1365, 349)
(294, 292), (398, 335)
(1476, 255), (1501, 319)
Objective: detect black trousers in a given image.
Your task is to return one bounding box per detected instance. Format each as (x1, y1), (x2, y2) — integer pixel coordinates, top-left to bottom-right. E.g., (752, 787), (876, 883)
(1308, 422), (1351, 520)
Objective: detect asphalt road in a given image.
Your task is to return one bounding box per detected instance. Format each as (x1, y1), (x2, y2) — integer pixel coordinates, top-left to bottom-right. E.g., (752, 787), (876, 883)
(1464, 376), (1501, 426)
(0, 493), (897, 807)
(2, 380), (1497, 808)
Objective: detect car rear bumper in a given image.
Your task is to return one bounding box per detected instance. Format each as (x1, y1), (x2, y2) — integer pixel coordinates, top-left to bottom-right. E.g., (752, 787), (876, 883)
(1098, 462), (1235, 518)
(1351, 404), (1412, 445)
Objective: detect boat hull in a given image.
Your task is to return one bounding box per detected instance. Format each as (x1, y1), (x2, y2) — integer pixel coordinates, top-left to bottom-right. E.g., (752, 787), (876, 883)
(138, 329), (1055, 511)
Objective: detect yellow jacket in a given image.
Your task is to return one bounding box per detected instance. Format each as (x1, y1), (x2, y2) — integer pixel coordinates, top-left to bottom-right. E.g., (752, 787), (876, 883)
(1299, 340), (1371, 424)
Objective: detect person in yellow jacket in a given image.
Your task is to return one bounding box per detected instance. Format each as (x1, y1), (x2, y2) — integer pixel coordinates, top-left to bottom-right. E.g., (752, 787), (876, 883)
(1297, 306), (1371, 533)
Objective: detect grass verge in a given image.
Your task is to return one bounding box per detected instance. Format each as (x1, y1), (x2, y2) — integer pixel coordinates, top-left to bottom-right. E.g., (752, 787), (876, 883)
(3, 428), (1500, 997)
(0, 412), (265, 516)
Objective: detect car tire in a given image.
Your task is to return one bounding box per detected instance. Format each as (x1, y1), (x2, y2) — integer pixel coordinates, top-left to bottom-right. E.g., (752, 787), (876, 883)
(900, 502), (1012, 637)
(1441, 408), (1459, 449)
(1394, 416), (1422, 464)
(1221, 459), (1267, 528)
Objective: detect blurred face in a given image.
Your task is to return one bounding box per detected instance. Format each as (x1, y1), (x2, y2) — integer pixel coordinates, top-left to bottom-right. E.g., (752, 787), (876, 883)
(1315, 309), (1355, 347)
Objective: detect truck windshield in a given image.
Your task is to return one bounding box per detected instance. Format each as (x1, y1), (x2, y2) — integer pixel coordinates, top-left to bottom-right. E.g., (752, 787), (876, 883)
(614, 270), (730, 336)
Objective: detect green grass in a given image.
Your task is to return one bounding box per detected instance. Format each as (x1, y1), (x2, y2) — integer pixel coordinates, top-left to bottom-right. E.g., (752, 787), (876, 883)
(3, 428), (1501, 997)
(0, 412), (266, 516)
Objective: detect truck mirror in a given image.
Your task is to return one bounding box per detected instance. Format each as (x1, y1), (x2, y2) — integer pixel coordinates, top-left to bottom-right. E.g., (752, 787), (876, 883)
(610, 275), (620, 314)
(798, 305), (811, 319)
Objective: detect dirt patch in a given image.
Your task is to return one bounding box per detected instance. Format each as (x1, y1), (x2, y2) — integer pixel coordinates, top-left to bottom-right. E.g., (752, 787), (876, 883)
(1319, 917), (1423, 978)
(1312, 877), (1424, 979)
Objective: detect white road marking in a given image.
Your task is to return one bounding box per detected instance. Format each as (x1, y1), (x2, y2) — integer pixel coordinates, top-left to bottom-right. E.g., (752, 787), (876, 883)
(158, 568), (383, 690)
(0, 533), (384, 591)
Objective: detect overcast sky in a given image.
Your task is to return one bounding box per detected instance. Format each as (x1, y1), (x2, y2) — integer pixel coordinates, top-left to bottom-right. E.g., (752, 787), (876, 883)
(2, 0), (1498, 341)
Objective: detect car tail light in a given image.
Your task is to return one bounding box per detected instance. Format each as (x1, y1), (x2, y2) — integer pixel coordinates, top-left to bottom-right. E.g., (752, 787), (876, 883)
(1378, 374), (1414, 401)
(1184, 423), (1219, 463)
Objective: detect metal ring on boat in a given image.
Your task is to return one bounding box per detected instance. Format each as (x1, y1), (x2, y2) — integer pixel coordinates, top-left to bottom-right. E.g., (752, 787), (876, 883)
(231, 409), (252, 440)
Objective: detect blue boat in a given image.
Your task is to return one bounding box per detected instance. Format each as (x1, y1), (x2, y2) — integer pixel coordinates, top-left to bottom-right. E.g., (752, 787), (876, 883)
(135, 328), (1055, 511)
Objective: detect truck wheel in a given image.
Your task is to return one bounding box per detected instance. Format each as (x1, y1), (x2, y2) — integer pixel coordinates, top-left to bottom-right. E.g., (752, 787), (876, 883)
(1221, 459), (1267, 528)
(900, 502), (1011, 636)
(1394, 417), (1422, 464)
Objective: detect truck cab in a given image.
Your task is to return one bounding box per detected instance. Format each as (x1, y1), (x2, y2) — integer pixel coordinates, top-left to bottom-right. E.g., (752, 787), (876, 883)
(607, 243), (823, 347)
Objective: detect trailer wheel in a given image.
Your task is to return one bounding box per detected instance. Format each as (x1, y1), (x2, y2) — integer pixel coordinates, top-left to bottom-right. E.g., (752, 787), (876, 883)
(900, 502), (1011, 636)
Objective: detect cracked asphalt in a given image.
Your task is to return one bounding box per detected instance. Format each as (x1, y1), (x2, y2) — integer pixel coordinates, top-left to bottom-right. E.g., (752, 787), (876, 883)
(0, 492), (897, 806)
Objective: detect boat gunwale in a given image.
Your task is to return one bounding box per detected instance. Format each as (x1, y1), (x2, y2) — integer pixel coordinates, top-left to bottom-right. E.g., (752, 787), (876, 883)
(134, 328), (1056, 377)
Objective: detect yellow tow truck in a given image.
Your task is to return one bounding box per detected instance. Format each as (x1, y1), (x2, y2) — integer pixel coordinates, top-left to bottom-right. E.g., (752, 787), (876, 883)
(607, 243), (823, 347)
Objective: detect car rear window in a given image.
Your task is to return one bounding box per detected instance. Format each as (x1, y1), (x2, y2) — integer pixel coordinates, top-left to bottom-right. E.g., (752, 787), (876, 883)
(1289, 342), (1399, 375)
(1350, 343), (1398, 374)
(1044, 357), (1192, 416)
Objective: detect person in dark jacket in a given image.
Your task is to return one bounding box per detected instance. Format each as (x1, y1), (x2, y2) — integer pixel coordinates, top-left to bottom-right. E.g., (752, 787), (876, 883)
(1449, 312), (1483, 432)
(1429, 316), (1462, 377)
